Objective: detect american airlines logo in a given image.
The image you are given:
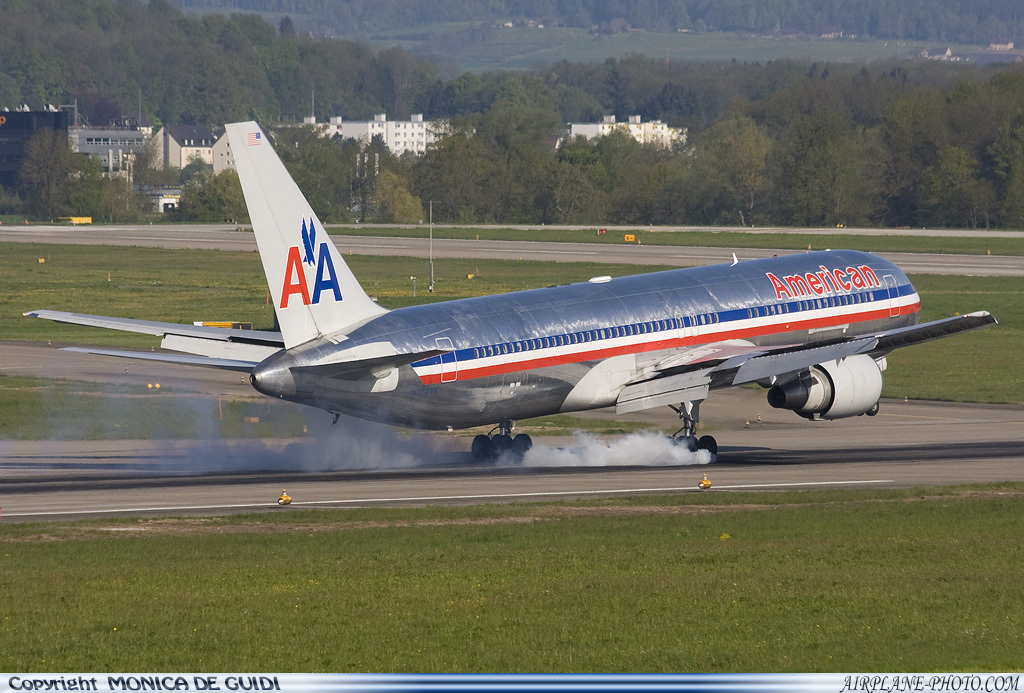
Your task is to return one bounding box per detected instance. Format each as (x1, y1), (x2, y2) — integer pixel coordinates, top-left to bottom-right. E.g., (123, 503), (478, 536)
(765, 265), (881, 301)
(279, 218), (342, 308)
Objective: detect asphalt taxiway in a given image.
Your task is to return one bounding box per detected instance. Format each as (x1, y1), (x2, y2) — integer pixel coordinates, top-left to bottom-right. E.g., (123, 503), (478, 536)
(2, 224), (1022, 276)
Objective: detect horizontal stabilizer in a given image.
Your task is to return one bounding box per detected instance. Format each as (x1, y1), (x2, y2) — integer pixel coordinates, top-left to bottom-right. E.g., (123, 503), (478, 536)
(26, 310), (284, 366)
(25, 310), (284, 346)
(62, 347), (258, 371)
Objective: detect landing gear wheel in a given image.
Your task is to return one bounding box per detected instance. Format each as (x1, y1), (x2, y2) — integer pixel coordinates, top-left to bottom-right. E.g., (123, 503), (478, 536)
(492, 434), (514, 457)
(866, 402), (880, 416)
(697, 435), (718, 457)
(471, 434), (493, 461)
(674, 435), (698, 452)
(511, 433), (533, 457)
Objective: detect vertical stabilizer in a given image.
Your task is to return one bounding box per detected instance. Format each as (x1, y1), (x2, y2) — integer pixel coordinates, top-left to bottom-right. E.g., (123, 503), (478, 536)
(226, 121), (387, 348)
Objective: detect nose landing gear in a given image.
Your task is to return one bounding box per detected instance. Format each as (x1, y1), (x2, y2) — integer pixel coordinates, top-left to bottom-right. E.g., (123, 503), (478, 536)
(471, 420), (533, 462)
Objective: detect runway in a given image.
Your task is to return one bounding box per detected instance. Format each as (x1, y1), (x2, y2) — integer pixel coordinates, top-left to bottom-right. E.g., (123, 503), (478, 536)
(2, 224), (1022, 276)
(2, 344), (1022, 522)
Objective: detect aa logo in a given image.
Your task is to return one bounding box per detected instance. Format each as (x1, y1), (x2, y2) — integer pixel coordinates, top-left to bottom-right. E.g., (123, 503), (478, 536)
(280, 218), (342, 308)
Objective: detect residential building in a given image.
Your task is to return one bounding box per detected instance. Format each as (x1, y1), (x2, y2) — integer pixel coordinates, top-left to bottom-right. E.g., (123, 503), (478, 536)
(920, 47), (960, 62)
(568, 115), (686, 148)
(154, 125), (217, 169)
(212, 132), (234, 174)
(304, 114), (441, 156)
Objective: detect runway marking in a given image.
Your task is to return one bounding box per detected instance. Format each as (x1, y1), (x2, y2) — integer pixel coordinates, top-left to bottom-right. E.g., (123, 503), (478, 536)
(2, 479), (892, 518)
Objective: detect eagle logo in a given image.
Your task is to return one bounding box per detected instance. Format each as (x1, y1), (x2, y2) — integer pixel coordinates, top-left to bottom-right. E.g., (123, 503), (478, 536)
(300, 218), (317, 266)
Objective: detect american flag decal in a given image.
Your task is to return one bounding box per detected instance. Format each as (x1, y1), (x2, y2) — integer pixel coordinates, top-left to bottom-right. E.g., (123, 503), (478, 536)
(247, 131), (262, 146)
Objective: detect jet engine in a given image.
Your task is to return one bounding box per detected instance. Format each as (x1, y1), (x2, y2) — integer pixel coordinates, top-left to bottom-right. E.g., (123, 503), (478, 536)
(766, 354), (884, 420)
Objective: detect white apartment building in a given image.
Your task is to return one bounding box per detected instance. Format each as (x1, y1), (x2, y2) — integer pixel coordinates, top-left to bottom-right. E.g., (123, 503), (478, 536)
(568, 115), (686, 148)
(153, 125), (217, 169)
(304, 113), (440, 155)
(212, 131), (234, 174)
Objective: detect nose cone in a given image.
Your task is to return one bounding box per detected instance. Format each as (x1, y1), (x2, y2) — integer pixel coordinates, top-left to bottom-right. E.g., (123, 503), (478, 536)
(249, 361), (297, 399)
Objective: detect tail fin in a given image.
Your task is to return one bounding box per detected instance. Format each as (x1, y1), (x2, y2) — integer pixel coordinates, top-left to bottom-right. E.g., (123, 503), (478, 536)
(226, 121), (387, 349)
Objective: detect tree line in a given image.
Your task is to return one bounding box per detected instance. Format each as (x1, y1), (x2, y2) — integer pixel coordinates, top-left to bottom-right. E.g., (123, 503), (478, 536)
(3, 1), (1024, 227)
(257, 63), (1024, 230)
(10, 59), (1024, 229)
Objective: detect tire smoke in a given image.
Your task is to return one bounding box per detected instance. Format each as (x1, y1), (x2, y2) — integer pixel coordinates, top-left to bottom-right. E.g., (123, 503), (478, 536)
(516, 431), (715, 467)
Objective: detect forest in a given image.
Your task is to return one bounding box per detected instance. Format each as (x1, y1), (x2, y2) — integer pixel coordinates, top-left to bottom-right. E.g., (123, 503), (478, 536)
(3, 0), (1024, 228)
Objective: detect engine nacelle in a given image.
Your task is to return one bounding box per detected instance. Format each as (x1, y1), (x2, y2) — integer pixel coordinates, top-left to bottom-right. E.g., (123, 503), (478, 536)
(767, 354), (884, 420)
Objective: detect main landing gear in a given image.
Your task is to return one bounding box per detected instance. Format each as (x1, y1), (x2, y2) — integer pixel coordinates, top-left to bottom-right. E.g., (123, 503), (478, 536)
(669, 400), (718, 458)
(471, 420), (533, 462)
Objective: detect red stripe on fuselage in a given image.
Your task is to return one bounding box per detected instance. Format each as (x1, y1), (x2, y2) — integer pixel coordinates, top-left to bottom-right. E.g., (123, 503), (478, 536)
(413, 299), (920, 385)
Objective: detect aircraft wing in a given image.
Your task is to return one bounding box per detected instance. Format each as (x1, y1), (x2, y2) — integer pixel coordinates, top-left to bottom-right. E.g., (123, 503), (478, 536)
(24, 309), (284, 370)
(616, 311), (996, 414)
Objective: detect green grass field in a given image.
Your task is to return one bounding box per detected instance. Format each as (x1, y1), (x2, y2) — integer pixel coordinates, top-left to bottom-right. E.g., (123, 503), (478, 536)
(364, 25), (969, 71)
(331, 225), (1024, 257)
(2, 485), (1023, 671)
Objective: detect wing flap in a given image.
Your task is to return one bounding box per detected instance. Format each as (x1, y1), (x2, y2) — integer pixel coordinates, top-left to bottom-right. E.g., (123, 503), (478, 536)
(616, 370), (712, 414)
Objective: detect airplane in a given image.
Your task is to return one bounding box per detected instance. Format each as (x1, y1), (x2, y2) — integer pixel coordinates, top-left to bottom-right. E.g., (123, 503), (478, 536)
(26, 121), (997, 462)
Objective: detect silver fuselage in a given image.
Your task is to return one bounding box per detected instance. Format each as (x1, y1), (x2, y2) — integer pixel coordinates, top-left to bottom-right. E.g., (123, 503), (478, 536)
(250, 250), (918, 429)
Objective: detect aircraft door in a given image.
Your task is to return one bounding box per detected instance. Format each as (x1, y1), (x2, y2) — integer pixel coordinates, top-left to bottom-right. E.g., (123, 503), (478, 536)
(883, 274), (899, 318)
(675, 311), (688, 344)
(679, 311), (697, 344)
(436, 337), (458, 383)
